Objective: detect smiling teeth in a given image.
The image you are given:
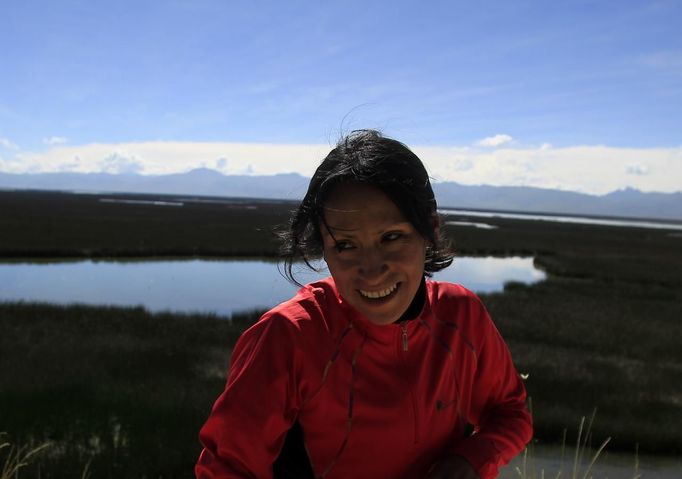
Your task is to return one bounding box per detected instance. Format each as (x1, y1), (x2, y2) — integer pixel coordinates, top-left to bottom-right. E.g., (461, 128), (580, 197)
(359, 283), (398, 299)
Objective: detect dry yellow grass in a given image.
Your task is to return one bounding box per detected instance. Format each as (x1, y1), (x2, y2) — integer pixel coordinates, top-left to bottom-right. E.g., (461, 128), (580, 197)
(1, 433), (51, 479)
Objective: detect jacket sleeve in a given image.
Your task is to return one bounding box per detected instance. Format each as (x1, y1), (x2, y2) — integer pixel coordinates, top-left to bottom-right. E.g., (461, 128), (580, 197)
(447, 298), (533, 479)
(195, 313), (300, 479)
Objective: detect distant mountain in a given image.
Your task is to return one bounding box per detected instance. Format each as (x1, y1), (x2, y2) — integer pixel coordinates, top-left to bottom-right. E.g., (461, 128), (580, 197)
(431, 183), (682, 221)
(0, 169), (310, 201)
(1, 169), (681, 221)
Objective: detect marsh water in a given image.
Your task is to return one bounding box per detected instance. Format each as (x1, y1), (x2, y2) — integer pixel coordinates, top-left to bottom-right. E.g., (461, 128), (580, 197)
(0, 256), (545, 316)
(439, 208), (682, 231)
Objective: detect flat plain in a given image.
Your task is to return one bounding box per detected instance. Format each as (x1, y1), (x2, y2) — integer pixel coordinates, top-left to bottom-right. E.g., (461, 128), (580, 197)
(1, 190), (680, 478)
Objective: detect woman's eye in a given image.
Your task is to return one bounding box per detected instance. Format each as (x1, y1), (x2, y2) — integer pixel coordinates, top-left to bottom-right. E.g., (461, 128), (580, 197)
(334, 241), (354, 252)
(383, 232), (403, 242)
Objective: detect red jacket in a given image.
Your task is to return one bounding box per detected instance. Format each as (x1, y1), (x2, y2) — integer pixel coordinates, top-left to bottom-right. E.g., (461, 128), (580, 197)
(197, 278), (532, 479)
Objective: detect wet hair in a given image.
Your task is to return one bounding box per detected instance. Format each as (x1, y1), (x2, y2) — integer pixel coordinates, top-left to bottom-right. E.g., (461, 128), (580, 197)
(279, 129), (453, 285)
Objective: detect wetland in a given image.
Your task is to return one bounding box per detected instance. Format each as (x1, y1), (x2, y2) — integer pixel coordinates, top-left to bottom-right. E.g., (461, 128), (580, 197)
(1, 189), (680, 478)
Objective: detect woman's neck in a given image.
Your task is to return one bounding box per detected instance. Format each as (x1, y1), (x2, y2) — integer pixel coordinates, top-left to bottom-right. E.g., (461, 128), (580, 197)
(398, 276), (426, 322)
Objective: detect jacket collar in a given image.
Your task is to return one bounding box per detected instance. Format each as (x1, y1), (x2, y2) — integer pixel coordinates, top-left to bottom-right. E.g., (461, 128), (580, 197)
(326, 277), (432, 343)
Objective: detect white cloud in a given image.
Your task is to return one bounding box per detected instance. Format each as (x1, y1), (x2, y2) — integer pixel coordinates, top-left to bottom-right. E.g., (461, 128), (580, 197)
(3, 140), (682, 195)
(43, 136), (68, 146)
(4, 141), (330, 177)
(99, 152), (144, 174)
(626, 164), (650, 176)
(477, 134), (513, 148)
(58, 161), (82, 172)
(215, 157), (229, 171)
(448, 157), (474, 172)
(414, 144), (682, 195)
(0, 138), (19, 150)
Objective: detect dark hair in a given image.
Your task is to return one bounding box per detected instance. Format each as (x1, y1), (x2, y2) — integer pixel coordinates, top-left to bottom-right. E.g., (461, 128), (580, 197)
(279, 129), (453, 285)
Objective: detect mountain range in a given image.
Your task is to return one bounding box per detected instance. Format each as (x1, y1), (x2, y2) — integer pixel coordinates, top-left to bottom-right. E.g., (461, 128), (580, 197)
(1, 168), (681, 221)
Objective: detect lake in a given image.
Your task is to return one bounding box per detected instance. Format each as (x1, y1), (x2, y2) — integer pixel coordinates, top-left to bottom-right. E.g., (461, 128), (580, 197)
(99, 196), (682, 231)
(439, 208), (682, 231)
(0, 256), (545, 316)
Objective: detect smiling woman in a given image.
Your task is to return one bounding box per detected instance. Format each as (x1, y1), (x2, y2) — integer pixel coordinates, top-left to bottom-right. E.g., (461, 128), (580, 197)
(195, 130), (532, 479)
(319, 183), (428, 326)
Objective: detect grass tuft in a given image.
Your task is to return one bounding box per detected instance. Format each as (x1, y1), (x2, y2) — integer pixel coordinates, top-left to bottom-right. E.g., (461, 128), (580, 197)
(1, 432), (51, 479)
(514, 411), (643, 479)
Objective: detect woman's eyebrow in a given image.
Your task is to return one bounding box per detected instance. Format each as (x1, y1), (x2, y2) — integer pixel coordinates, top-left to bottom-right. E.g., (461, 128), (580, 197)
(323, 221), (412, 235)
(322, 205), (361, 213)
(323, 223), (359, 233)
(319, 219), (348, 244)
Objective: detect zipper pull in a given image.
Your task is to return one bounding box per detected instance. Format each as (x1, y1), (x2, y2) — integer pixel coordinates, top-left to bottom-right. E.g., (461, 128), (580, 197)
(400, 323), (408, 351)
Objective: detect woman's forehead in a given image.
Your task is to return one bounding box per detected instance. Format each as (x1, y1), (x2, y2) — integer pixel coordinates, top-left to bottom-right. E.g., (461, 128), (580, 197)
(322, 185), (409, 232)
(324, 183), (391, 207)
(322, 213), (411, 235)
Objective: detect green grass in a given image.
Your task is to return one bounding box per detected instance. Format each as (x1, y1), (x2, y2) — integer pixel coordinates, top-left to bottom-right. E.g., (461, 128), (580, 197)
(481, 277), (682, 453)
(0, 303), (261, 478)
(0, 190), (292, 258)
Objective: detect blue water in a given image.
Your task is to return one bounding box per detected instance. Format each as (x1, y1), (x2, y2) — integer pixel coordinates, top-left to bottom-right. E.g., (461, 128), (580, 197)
(439, 208), (682, 231)
(0, 257), (545, 316)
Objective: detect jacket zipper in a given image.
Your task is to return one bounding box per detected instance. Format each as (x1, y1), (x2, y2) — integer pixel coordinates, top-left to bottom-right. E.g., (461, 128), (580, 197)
(398, 322), (419, 443)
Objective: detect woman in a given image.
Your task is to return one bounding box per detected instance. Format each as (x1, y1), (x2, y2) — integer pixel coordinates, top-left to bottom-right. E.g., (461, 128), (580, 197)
(196, 130), (532, 478)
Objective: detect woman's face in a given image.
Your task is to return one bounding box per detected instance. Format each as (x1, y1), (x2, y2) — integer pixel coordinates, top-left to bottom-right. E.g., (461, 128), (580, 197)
(320, 183), (427, 326)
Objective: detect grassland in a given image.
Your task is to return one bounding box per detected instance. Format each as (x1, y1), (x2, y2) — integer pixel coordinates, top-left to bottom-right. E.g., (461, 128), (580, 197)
(0, 190), (289, 258)
(1, 189), (680, 477)
(0, 303), (259, 478)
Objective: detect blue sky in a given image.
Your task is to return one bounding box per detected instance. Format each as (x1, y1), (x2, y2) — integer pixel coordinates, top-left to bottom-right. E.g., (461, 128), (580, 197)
(1, 0), (681, 194)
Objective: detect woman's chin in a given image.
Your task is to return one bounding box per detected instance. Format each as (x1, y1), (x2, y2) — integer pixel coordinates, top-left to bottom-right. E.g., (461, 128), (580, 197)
(352, 283), (411, 325)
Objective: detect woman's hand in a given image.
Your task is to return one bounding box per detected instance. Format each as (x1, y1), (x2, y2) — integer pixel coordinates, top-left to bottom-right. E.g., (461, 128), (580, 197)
(426, 455), (479, 479)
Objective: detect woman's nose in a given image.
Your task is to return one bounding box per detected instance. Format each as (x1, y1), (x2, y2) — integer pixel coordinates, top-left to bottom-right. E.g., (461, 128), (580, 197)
(358, 247), (388, 279)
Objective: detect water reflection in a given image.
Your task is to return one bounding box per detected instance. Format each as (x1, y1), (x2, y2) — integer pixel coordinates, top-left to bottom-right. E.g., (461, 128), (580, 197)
(445, 220), (498, 229)
(439, 208), (682, 231)
(0, 257), (545, 316)
(99, 198), (184, 207)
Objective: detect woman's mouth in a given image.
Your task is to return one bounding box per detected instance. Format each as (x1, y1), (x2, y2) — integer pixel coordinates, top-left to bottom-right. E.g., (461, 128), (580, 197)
(358, 282), (400, 299)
